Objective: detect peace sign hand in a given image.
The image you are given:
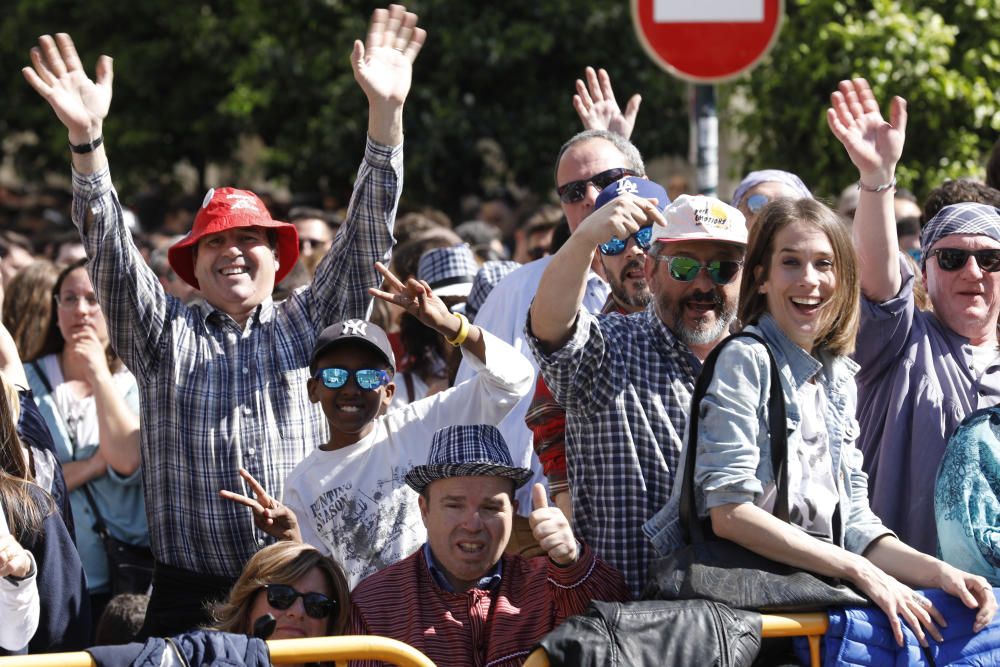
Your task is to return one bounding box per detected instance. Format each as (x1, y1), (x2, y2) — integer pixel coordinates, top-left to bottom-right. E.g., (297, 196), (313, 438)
(369, 261), (457, 337)
(220, 468), (303, 543)
(22, 33), (112, 144)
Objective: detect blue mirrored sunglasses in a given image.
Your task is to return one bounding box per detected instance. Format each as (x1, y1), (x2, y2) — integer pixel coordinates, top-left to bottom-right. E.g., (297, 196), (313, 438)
(314, 367), (391, 391)
(599, 226), (654, 256)
(746, 193), (771, 214)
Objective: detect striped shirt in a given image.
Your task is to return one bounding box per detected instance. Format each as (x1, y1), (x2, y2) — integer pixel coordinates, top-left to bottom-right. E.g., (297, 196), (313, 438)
(71, 138), (401, 577)
(526, 306), (700, 598)
(348, 544), (629, 667)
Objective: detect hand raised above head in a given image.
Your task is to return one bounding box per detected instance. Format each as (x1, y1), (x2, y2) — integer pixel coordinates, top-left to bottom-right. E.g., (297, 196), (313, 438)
(351, 4), (426, 108)
(573, 66), (641, 140)
(826, 77), (907, 186)
(22, 33), (112, 144)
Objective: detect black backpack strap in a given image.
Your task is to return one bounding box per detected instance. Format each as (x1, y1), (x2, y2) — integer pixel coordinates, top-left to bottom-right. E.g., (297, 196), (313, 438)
(30, 360), (111, 539)
(680, 332), (788, 544)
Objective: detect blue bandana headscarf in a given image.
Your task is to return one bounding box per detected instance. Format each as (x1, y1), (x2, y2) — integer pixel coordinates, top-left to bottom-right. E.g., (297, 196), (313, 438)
(921, 203), (1000, 267)
(731, 169), (813, 208)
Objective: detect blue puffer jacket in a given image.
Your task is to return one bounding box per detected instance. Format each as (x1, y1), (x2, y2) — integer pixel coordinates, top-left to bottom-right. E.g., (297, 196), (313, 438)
(794, 588), (1000, 666)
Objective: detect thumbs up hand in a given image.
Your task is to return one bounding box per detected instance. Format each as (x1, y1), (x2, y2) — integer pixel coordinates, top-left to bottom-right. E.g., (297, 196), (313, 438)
(528, 483), (579, 565)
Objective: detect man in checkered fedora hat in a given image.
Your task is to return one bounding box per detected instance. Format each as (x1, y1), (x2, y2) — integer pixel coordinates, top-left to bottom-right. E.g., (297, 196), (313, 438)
(24, 5), (426, 636)
(349, 424), (628, 667)
(830, 77), (1000, 555)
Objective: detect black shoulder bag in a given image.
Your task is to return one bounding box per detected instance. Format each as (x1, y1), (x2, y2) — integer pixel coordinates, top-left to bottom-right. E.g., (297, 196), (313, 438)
(30, 360), (154, 596)
(642, 333), (868, 612)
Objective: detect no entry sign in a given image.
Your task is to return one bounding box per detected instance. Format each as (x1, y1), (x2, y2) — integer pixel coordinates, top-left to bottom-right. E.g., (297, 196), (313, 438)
(631, 0), (785, 83)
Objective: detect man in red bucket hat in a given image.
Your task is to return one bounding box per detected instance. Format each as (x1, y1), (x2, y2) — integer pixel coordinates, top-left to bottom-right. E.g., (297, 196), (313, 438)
(24, 4), (425, 636)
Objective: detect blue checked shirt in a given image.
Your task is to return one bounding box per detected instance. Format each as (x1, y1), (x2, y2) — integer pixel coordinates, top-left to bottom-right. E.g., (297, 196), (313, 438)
(526, 306), (700, 597)
(71, 137), (401, 577)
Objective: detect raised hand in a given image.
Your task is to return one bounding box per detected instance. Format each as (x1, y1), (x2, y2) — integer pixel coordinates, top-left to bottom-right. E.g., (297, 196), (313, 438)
(352, 5), (426, 109)
(220, 468), (303, 542)
(369, 262), (455, 335)
(22, 33), (112, 144)
(826, 78), (906, 186)
(528, 483), (578, 565)
(573, 67), (642, 140)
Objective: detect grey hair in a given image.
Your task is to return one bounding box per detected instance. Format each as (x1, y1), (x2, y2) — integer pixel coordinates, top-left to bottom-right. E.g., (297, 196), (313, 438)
(553, 130), (646, 187)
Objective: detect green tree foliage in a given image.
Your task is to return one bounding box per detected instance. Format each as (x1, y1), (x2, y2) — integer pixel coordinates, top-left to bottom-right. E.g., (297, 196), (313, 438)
(1, 1), (689, 218)
(729, 0), (1000, 201)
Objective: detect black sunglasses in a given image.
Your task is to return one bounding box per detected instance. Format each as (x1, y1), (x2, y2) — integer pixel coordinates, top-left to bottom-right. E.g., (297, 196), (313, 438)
(264, 584), (336, 619)
(314, 367), (391, 391)
(557, 167), (637, 204)
(928, 248), (1000, 273)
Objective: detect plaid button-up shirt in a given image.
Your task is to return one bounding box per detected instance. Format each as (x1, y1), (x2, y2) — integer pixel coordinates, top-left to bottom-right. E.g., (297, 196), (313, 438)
(526, 306), (699, 597)
(72, 138), (401, 577)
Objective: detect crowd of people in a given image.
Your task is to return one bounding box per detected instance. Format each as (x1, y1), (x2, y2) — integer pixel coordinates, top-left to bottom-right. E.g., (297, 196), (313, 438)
(3, 4), (1000, 666)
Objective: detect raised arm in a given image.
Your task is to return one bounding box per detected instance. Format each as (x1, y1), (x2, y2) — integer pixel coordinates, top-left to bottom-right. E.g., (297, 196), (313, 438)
(573, 67), (641, 140)
(352, 4), (426, 147)
(369, 262), (486, 362)
(22, 33), (111, 178)
(827, 78), (907, 302)
(529, 194), (662, 351)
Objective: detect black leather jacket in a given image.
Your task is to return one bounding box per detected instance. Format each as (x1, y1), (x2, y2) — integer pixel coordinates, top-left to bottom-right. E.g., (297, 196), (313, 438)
(538, 599), (762, 667)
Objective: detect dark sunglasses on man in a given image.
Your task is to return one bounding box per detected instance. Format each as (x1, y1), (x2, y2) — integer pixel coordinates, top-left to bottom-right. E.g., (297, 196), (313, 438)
(655, 255), (743, 285)
(557, 167), (637, 204)
(314, 367), (391, 391)
(599, 226), (653, 256)
(927, 248), (1000, 273)
(264, 583), (336, 619)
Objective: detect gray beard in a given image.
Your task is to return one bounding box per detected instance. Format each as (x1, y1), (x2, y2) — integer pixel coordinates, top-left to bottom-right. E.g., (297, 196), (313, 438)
(665, 291), (737, 346)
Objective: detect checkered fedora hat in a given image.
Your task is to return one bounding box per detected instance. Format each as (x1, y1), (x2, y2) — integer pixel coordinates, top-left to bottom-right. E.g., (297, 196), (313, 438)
(404, 424), (533, 494)
(921, 203), (1000, 262)
(465, 260), (521, 321)
(417, 244), (479, 298)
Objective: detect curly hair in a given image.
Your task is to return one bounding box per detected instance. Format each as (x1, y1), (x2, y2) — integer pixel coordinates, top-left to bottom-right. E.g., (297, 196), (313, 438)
(211, 541), (350, 637)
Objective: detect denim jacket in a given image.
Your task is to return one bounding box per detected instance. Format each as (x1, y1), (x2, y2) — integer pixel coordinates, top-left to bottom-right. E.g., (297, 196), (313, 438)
(644, 314), (893, 557)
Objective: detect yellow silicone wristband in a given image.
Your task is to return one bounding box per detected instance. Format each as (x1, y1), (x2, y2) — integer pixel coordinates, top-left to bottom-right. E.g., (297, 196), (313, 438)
(446, 312), (470, 347)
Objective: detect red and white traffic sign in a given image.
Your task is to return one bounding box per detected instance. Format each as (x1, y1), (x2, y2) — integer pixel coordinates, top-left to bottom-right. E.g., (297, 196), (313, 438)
(631, 0), (784, 83)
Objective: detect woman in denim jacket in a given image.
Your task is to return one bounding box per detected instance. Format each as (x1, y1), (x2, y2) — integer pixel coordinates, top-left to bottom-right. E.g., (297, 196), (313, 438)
(646, 198), (995, 648)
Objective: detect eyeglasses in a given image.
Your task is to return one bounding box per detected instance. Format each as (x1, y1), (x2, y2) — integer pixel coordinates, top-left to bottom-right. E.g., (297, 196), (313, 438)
(314, 367), (391, 391)
(55, 294), (100, 309)
(655, 255), (743, 285)
(599, 226), (653, 256)
(928, 248), (1000, 273)
(557, 167), (637, 204)
(264, 584), (336, 619)
(745, 193), (771, 214)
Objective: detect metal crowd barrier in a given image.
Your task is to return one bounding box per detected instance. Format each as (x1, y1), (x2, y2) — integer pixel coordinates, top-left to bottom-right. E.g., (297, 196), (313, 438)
(0, 635), (437, 667)
(522, 612), (831, 667)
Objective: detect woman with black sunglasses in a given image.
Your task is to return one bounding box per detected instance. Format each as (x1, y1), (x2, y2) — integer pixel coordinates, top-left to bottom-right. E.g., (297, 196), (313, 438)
(213, 541), (349, 654)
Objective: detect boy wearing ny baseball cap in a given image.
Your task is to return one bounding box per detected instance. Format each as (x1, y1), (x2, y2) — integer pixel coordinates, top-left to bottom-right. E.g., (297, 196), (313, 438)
(223, 267), (533, 588)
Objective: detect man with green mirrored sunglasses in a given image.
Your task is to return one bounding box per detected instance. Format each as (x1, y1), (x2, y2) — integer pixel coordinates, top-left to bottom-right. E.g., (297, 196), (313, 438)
(525, 192), (747, 596)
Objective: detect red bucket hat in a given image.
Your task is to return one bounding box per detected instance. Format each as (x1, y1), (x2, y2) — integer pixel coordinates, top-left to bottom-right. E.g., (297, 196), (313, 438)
(167, 187), (300, 289)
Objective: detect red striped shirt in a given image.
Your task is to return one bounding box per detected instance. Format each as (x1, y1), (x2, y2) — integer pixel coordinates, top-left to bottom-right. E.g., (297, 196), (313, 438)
(349, 544), (629, 666)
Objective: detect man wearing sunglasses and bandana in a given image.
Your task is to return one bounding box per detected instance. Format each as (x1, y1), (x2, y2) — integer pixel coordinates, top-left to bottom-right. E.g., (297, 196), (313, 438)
(830, 77), (1000, 556)
(453, 128), (645, 553)
(527, 190), (747, 596)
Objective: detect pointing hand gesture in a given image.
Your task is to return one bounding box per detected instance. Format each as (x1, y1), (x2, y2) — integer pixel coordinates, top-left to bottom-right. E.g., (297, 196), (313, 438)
(528, 483), (578, 565)
(22, 33), (112, 144)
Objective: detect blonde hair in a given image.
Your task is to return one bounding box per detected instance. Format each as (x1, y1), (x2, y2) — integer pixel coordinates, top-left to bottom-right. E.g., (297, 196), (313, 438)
(0, 372), (46, 538)
(212, 542), (350, 636)
(738, 198), (860, 356)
